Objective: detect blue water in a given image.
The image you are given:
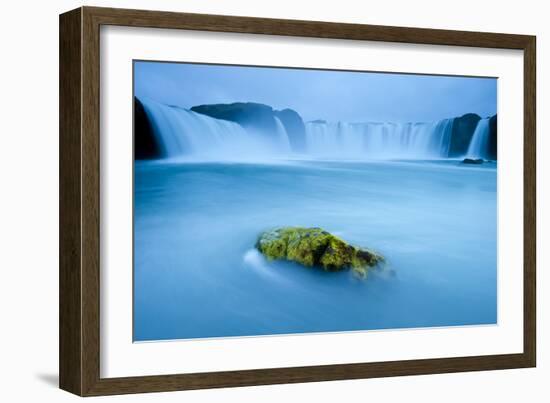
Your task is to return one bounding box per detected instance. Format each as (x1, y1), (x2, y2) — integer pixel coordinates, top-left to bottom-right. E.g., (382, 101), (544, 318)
(134, 159), (497, 341)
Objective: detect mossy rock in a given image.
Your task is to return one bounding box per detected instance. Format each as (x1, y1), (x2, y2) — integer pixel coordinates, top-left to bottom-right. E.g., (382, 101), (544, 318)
(256, 227), (383, 277)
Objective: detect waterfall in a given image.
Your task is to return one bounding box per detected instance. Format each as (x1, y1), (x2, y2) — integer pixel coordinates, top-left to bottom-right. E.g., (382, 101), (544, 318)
(304, 119), (454, 159)
(139, 98), (461, 161)
(139, 98), (291, 160)
(304, 122), (365, 157)
(466, 118), (491, 159)
(273, 116), (292, 153)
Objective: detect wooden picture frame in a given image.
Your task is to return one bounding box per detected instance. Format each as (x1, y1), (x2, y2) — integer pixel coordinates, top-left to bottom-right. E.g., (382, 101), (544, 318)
(59, 6), (536, 396)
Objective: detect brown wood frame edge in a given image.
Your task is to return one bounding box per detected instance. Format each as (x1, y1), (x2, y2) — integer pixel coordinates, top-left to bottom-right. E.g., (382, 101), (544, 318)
(59, 6), (536, 397)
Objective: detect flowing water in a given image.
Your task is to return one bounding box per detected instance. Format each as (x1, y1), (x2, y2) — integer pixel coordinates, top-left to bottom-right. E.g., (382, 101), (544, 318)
(304, 119), (454, 159)
(466, 118), (491, 159)
(139, 98), (458, 160)
(134, 159), (497, 341)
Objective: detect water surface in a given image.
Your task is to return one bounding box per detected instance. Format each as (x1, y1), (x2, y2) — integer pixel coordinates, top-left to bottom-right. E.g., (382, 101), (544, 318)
(134, 159), (497, 341)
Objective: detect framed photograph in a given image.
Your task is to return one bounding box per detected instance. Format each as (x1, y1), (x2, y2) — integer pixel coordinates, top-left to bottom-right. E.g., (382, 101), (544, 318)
(59, 6), (536, 396)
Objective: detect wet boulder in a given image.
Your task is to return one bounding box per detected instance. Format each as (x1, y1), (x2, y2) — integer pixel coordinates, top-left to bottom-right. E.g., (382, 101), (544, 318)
(462, 158), (484, 165)
(256, 227), (383, 277)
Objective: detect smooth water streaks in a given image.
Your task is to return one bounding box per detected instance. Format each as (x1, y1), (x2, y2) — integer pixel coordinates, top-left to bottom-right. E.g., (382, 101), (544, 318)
(466, 118), (491, 159)
(304, 119), (454, 159)
(140, 98), (492, 161)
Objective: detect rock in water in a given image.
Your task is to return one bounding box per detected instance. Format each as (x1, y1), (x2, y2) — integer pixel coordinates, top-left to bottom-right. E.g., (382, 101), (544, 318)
(256, 227), (383, 277)
(462, 158), (484, 164)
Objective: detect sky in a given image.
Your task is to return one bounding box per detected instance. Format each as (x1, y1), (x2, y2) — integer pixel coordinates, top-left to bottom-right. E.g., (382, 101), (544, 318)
(134, 61), (497, 123)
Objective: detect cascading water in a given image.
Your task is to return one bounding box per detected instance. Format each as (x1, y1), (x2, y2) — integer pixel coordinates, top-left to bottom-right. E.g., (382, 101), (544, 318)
(466, 118), (491, 159)
(139, 98), (462, 160)
(304, 122), (365, 157)
(139, 98), (292, 160)
(273, 116), (292, 153)
(304, 119), (454, 159)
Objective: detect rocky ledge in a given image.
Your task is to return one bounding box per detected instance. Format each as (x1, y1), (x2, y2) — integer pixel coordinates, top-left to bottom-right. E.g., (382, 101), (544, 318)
(256, 227), (383, 277)
(462, 158), (484, 164)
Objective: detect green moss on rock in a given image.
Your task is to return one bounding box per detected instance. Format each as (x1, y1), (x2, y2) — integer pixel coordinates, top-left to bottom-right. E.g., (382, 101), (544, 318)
(256, 227), (383, 277)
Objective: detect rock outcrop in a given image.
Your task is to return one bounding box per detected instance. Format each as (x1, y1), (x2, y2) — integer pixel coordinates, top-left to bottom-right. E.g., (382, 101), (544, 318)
(274, 108), (306, 152)
(448, 113), (481, 157)
(134, 97), (162, 159)
(191, 102), (276, 133)
(191, 102), (307, 153)
(487, 114), (497, 160)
